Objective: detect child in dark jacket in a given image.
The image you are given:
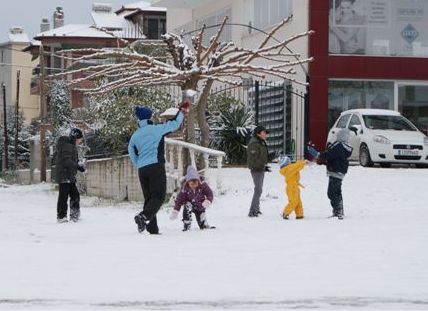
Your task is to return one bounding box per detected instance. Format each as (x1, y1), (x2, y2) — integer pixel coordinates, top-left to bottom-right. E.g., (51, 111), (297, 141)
(308, 129), (353, 219)
(170, 166), (215, 231)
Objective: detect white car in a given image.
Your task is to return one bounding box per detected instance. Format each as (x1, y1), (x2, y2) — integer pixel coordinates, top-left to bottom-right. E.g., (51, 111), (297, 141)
(327, 109), (428, 168)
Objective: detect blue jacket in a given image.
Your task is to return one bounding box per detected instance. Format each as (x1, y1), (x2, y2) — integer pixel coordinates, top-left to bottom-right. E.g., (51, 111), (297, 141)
(128, 112), (184, 168)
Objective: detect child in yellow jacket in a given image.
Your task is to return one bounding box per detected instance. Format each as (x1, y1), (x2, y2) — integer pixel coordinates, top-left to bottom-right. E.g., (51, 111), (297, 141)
(279, 156), (307, 219)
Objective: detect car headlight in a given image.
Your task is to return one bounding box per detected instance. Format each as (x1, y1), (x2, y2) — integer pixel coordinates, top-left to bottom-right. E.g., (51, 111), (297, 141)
(424, 136), (428, 146)
(373, 135), (391, 144)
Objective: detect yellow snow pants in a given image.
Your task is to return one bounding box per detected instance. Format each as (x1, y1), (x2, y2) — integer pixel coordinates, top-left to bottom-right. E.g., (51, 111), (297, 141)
(282, 184), (304, 218)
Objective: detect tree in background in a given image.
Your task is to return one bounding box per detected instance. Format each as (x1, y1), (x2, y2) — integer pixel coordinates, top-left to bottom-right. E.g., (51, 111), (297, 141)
(0, 109), (32, 169)
(208, 93), (254, 165)
(49, 80), (72, 137)
(51, 16), (312, 153)
(87, 87), (174, 155)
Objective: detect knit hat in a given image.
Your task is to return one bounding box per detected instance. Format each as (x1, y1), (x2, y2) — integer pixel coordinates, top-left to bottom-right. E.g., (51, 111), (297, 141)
(69, 128), (83, 139)
(185, 165), (200, 182)
(135, 106), (153, 120)
(336, 129), (350, 143)
(278, 155), (291, 168)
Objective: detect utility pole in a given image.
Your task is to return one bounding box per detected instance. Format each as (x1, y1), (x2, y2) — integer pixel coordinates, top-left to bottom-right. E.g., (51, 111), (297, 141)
(39, 45), (47, 182)
(14, 70), (21, 169)
(2, 82), (8, 170)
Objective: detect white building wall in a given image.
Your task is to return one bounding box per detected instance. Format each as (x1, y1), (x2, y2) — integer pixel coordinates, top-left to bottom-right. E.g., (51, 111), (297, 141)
(160, 0), (309, 157)
(0, 41), (40, 125)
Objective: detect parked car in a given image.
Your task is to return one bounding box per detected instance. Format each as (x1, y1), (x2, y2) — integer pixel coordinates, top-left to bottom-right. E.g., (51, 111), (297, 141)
(327, 109), (428, 168)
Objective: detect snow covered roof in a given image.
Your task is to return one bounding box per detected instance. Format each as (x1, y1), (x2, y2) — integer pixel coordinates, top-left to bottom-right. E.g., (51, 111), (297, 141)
(91, 10), (126, 30)
(116, 1), (166, 13)
(35, 24), (116, 39)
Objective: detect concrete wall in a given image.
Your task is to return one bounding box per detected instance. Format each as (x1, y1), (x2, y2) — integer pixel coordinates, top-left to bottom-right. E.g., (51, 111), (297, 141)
(84, 155), (143, 202)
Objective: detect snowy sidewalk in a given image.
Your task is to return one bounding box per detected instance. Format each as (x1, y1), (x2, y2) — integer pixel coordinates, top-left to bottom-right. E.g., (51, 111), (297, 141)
(0, 165), (428, 310)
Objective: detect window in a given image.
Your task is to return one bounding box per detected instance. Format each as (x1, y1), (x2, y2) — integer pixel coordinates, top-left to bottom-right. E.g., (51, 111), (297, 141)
(143, 15), (167, 39)
(329, 0), (428, 57)
(197, 8), (232, 46)
(328, 80), (394, 127)
(399, 85), (428, 135)
(349, 114), (361, 127)
(253, 0), (292, 30)
(337, 114), (351, 128)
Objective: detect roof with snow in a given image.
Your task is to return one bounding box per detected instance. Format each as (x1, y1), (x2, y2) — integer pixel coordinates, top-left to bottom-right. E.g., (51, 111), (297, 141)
(116, 1), (166, 13)
(35, 24), (117, 39)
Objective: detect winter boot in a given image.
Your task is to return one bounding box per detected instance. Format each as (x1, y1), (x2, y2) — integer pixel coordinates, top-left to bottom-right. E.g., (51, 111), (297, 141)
(57, 217), (68, 223)
(282, 213), (289, 220)
(296, 216), (304, 219)
(182, 222), (191, 231)
(248, 211), (259, 217)
(70, 209), (80, 222)
(134, 214), (147, 233)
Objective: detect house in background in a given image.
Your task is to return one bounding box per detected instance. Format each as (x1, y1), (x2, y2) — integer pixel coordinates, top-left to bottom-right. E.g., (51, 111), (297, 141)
(26, 2), (166, 108)
(0, 27), (40, 124)
(152, 0), (309, 157)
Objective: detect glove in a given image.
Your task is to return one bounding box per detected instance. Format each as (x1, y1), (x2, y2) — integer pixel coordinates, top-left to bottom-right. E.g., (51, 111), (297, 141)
(179, 100), (191, 113)
(77, 165), (86, 173)
(169, 209), (179, 220)
(307, 145), (320, 158)
(264, 165), (271, 172)
(202, 199), (211, 209)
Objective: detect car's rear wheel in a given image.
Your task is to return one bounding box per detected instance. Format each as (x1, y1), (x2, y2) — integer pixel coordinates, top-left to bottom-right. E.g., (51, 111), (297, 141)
(359, 144), (374, 167)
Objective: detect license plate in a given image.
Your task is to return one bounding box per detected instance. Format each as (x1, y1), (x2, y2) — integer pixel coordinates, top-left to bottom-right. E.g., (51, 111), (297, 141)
(398, 149), (419, 156)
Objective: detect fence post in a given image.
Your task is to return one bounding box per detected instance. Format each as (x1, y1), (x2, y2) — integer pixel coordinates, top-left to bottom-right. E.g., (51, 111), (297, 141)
(254, 80), (259, 125)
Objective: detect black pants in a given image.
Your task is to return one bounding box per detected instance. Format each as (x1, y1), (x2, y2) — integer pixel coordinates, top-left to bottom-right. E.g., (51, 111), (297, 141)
(57, 182), (80, 219)
(138, 163), (166, 234)
(327, 177), (344, 215)
(182, 203), (208, 229)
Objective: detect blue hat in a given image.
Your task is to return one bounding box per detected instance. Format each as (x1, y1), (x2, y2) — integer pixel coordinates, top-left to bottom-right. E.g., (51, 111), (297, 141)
(278, 156), (291, 168)
(135, 106), (153, 120)
(69, 128), (83, 139)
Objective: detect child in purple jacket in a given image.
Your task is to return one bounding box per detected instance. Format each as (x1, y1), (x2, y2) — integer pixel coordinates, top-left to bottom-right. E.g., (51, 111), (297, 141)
(170, 165), (215, 231)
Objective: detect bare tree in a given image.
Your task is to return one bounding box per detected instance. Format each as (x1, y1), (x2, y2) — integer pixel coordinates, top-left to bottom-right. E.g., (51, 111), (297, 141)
(51, 17), (313, 151)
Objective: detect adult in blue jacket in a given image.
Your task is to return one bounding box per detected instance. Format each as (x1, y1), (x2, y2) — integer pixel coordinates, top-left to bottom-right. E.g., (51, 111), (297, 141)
(128, 102), (190, 234)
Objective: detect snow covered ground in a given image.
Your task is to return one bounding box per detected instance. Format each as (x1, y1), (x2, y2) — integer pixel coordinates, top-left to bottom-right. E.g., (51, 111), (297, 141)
(1, 164), (428, 310)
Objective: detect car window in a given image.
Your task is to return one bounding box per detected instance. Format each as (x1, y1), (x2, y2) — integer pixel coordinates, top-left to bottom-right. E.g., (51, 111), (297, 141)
(349, 115), (361, 127)
(362, 115), (417, 131)
(336, 114), (351, 128)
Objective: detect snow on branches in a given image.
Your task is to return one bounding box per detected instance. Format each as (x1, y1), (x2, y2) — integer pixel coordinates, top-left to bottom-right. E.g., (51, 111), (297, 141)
(50, 16), (313, 95)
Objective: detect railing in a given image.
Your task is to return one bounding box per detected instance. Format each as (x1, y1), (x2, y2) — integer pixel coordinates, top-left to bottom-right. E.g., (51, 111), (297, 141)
(164, 138), (225, 192)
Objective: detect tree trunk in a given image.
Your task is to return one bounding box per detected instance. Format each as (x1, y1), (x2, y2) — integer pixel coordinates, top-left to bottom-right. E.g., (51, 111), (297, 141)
(194, 80), (214, 171)
(197, 79), (214, 148)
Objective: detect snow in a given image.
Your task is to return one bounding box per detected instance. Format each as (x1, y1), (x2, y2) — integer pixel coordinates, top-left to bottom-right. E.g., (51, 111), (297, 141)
(36, 24), (116, 39)
(0, 165), (428, 310)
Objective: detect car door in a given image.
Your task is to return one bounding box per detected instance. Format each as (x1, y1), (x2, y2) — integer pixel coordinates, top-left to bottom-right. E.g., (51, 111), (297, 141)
(347, 114), (362, 160)
(327, 114), (352, 146)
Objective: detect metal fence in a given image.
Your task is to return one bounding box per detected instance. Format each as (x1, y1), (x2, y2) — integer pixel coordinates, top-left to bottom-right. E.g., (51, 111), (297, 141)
(84, 80), (308, 162)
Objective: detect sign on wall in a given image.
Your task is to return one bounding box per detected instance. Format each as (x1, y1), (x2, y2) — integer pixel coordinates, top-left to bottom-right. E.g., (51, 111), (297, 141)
(329, 0), (428, 57)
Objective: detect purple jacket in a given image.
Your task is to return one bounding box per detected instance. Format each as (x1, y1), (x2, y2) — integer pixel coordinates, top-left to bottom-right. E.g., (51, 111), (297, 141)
(174, 182), (214, 212)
